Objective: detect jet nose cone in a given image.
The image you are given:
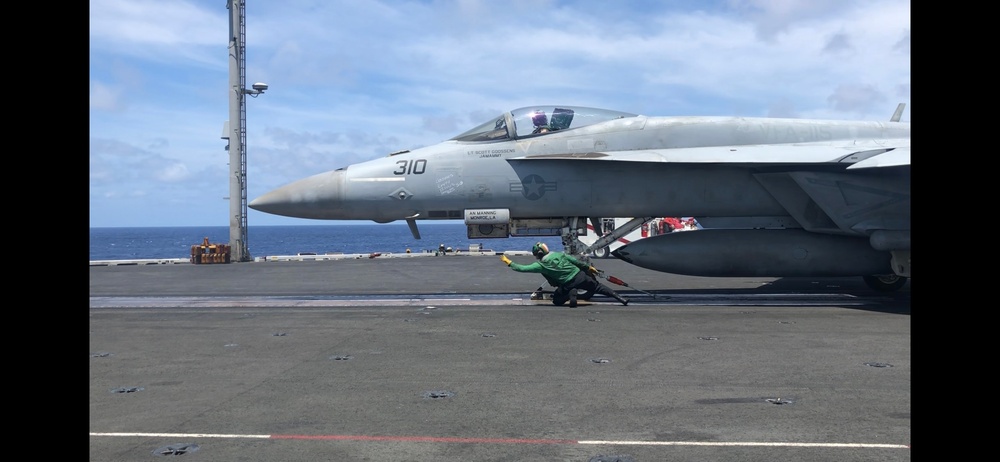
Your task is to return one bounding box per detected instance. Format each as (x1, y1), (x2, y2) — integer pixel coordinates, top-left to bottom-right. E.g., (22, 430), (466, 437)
(247, 190), (291, 215)
(249, 170), (345, 219)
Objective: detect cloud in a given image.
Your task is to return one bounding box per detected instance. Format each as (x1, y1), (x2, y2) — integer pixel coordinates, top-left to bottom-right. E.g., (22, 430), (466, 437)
(826, 84), (887, 114)
(90, 81), (124, 111)
(726, 0), (849, 41)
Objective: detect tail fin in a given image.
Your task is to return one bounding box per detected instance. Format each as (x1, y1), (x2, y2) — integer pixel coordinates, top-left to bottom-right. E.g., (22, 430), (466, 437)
(890, 103), (905, 122)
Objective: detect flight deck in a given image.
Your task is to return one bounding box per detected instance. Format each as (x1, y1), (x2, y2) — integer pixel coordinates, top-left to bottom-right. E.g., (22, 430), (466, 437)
(89, 256), (910, 462)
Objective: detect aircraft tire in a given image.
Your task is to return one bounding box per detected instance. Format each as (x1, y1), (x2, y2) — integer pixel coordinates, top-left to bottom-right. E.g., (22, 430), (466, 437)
(594, 247), (610, 259)
(863, 274), (908, 292)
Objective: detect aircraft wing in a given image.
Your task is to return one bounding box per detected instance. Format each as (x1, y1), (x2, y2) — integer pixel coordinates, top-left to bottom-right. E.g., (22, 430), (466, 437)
(510, 144), (910, 167)
(510, 141), (910, 242)
(846, 147), (909, 169)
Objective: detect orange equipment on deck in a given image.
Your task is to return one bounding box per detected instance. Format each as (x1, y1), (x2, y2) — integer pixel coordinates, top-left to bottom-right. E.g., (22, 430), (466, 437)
(190, 237), (231, 264)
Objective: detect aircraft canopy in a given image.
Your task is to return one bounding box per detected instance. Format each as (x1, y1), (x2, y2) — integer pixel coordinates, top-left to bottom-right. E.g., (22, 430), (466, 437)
(451, 106), (638, 142)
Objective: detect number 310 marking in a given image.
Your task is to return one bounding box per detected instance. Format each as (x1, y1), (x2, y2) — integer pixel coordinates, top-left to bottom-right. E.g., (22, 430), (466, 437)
(394, 159), (427, 175)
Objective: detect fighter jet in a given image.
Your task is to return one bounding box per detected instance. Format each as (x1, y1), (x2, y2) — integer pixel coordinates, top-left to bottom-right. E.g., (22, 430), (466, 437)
(250, 105), (910, 291)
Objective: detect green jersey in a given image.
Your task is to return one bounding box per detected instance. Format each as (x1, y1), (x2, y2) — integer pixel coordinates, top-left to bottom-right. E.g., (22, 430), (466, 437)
(509, 251), (588, 285)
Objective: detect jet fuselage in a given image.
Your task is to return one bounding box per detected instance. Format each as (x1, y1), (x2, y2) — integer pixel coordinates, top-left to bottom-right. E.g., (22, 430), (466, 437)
(250, 112), (909, 238)
(249, 106), (910, 289)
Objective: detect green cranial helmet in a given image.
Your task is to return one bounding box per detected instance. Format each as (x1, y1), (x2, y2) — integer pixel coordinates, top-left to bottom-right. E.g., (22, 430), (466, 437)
(531, 242), (549, 258)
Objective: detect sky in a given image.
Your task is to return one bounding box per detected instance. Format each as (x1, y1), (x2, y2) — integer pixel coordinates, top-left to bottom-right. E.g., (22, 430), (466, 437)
(89, 0), (911, 228)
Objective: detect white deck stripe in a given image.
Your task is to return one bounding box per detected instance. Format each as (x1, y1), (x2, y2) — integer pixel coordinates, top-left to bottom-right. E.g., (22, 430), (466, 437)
(90, 432), (908, 449)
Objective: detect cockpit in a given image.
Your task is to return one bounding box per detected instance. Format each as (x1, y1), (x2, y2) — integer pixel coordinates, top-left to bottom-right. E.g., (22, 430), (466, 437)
(450, 106), (638, 142)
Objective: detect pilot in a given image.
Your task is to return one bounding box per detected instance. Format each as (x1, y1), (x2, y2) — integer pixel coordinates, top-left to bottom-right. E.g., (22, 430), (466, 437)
(500, 242), (629, 307)
(530, 110), (550, 134)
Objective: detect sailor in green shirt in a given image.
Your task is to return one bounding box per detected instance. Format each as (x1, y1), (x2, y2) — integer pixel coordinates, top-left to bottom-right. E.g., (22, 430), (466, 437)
(501, 242), (629, 307)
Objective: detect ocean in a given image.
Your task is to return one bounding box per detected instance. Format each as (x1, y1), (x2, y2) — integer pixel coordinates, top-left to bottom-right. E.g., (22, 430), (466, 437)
(89, 223), (566, 261)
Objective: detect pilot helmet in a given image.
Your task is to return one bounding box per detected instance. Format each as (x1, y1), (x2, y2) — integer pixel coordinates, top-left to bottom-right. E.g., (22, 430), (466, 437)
(531, 110), (548, 127)
(531, 242), (549, 258)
